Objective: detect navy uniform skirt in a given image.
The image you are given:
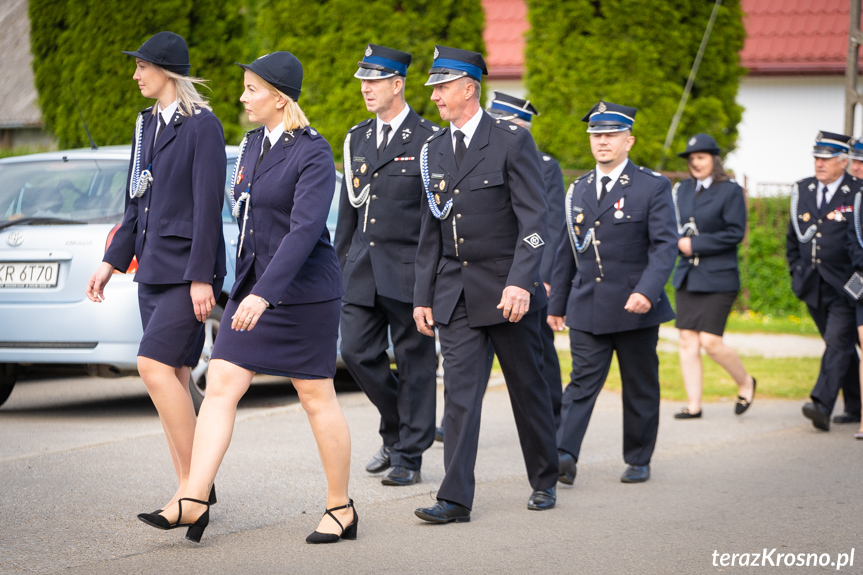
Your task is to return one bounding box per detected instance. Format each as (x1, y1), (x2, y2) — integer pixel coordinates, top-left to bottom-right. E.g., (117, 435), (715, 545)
(137, 279), (224, 368)
(212, 288), (340, 380)
(675, 283), (738, 337)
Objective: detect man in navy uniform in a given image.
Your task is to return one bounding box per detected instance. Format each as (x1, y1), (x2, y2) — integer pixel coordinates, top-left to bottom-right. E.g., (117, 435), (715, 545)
(786, 132), (861, 430)
(412, 45), (559, 523)
(548, 101), (677, 485)
(336, 45), (440, 485)
(486, 91), (565, 429)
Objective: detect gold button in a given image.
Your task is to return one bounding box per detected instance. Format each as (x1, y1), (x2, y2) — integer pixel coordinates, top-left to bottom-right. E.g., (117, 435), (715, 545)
(626, 215), (631, 219)
(816, 258), (822, 263)
(816, 245), (821, 250)
(456, 214), (462, 220)
(484, 180), (488, 184)
(144, 207), (148, 213)
(213, 274), (217, 278)
(142, 229), (146, 234)
(454, 189), (460, 195)
(462, 261), (469, 267)
(688, 259), (693, 264)
(818, 219), (823, 224)
(252, 252), (255, 256)
(370, 218), (376, 224)
(595, 221), (601, 226)
(401, 169), (406, 173)
(533, 282), (539, 287)
(370, 242), (375, 247)
(458, 238), (464, 244)
(594, 240), (600, 246)
(595, 277), (601, 283)
(371, 195), (378, 200)
(373, 172), (379, 178)
(816, 232), (822, 238)
(249, 229), (253, 234)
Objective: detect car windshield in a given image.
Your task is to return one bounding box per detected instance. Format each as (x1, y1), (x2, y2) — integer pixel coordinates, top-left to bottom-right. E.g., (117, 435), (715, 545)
(0, 159), (129, 224)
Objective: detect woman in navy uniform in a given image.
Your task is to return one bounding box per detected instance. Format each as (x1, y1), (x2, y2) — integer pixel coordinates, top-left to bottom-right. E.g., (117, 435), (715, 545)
(671, 134), (755, 419)
(137, 52), (354, 544)
(86, 32), (226, 515)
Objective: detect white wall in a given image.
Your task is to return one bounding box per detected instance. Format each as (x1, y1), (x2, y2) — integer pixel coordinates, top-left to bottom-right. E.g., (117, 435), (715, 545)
(725, 75), (855, 195)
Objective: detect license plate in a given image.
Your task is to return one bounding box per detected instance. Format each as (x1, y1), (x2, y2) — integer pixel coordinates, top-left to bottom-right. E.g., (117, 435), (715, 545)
(0, 262), (60, 288)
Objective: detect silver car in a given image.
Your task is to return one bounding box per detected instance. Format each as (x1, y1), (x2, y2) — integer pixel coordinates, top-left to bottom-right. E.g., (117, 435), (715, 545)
(0, 145), (247, 408)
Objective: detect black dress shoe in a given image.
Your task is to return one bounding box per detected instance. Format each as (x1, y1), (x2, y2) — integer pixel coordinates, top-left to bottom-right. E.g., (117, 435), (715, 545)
(414, 500), (471, 523)
(365, 445), (392, 473)
(620, 464), (650, 483)
(434, 426), (444, 443)
(832, 412), (862, 424)
(802, 402), (830, 431)
(381, 466), (421, 486)
(735, 377), (756, 415)
(527, 487), (556, 511)
(558, 451), (577, 485)
(674, 408), (702, 419)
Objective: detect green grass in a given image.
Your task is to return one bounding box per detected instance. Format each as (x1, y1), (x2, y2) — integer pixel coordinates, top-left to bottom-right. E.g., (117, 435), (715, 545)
(554, 349), (818, 402)
(722, 310), (819, 335)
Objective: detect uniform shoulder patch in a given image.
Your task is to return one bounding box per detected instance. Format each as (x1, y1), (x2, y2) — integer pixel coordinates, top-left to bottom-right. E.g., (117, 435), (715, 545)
(304, 126), (321, 139)
(425, 127), (448, 143)
(348, 118), (373, 133)
(492, 118), (520, 134)
(638, 166), (663, 178)
(245, 126), (264, 139)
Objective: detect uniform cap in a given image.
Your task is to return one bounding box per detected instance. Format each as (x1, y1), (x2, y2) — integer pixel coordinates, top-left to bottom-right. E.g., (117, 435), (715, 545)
(813, 131), (852, 158)
(122, 31), (190, 76)
(487, 91), (539, 122)
(237, 52), (303, 102)
(581, 101), (636, 133)
(355, 44), (411, 79)
(425, 45), (487, 86)
(850, 138), (863, 161)
(678, 133), (721, 158)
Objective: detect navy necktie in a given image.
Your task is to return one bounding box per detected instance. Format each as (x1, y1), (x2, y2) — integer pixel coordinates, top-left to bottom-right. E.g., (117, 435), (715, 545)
(378, 124), (391, 158)
(256, 136), (271, 172)
(599, 176), (611, 204)
(454, 130), (467, 169)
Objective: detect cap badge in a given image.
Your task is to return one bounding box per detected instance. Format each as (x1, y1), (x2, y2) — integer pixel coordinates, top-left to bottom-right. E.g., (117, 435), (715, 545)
(688, 137), (697, 146)
(597, 101), (607, 113)
(365, 45), (373, 57)
(434, 47), (440, 59)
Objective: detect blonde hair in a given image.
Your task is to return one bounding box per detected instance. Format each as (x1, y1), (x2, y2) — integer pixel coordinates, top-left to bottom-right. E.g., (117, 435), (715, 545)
(150, 66), (212, 116)
(258, 75), (309, 131)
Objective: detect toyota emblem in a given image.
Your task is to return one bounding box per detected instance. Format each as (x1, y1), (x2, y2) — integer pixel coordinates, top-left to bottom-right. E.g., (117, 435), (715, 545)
(6, 231), (23, 246)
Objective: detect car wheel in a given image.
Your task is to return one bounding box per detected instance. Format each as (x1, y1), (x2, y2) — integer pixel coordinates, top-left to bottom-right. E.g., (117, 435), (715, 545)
(0, 364), (16, 407)
(189, 305), (223, 414)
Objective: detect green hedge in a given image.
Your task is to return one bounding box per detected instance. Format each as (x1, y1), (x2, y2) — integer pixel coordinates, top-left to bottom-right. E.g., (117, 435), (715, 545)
(249, 0), (485, 161)
(524, 0), (746, 172)
(29, 0), (247, 149)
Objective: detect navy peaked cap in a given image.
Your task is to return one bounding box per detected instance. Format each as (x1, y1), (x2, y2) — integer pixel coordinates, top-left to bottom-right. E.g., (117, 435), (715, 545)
(581, 100), (637, 133)
(813, 131), (852, 158)
(678, 133), (721, 158)
(355, 44), (411, 79)
(237, 52), (303, 102)
(426, 45), (487, 86)
(850, 138), (863, 161)
(123, 31), (190, 76)
(488, 91), (539, 122)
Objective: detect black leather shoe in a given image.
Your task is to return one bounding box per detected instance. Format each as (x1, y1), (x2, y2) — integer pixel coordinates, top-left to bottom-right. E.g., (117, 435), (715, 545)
(802, 402), (830, 431)
(365, 445), (392, 473)
(620, 464), (650, 483)
(381, 466), (421, 486)
(735, 377), (756, 415)
(832, 412), (861, 424)
(414, 500), (471, 523)
(527, 487), (556, 510)
(558, 451), (577, 485)
(674, 408), (702, 419)
(434, 426), (444, 443)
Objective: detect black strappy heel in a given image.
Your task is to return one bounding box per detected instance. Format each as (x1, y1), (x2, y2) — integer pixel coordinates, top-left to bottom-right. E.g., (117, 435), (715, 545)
(147, 484), (216, 514)
(137, 497), (211, 543)
(305, 499), (358, 544)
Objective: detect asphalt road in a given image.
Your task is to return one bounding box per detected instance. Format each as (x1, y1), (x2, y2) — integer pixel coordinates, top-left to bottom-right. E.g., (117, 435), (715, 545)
(1, 368), (860, 574)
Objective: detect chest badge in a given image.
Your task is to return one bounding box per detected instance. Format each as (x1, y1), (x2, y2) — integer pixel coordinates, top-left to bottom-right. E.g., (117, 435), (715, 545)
(575, 213), (584, 224)
(353, 177), (360, 189)
(614, 197), (625, 218)
(435, 193), (441, 205)
(439, 180), (446, 191)
(801, 212), (811, 222)
(827, 211), (836, 220)
(360, 163), (367, 174)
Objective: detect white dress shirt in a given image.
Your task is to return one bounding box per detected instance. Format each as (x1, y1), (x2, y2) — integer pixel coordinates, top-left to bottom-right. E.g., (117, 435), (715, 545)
(594, 159), (630, 200)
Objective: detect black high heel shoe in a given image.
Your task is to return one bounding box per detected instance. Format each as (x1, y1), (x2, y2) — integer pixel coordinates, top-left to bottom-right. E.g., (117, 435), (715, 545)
(148, 484), (216, 514)
(306, 499), (358, 544)
(137, 497), (211, 543)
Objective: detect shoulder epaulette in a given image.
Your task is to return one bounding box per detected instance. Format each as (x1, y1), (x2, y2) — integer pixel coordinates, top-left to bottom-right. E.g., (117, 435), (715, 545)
(492, 118), (521, 134)
(425, 127), (448, 143)
(348, 118), (373, 133)
(417, 117), (441, 134)
(638, 166), (663, 178)
(304, 126), (322, 140)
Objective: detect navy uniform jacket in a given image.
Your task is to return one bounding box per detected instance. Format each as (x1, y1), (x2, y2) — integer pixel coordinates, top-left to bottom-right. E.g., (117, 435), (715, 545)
(335, 109), (439, 305)
(786, 174), (858, 308)
(671, 178), (746, 293)
(414, 112), (548, 328)
(105, 106), (227, 284)
(549, 160), (677, 335)
(538, 150), (566, 284)
(847, 191), (863, 272)
(229, 126), (343, 307)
